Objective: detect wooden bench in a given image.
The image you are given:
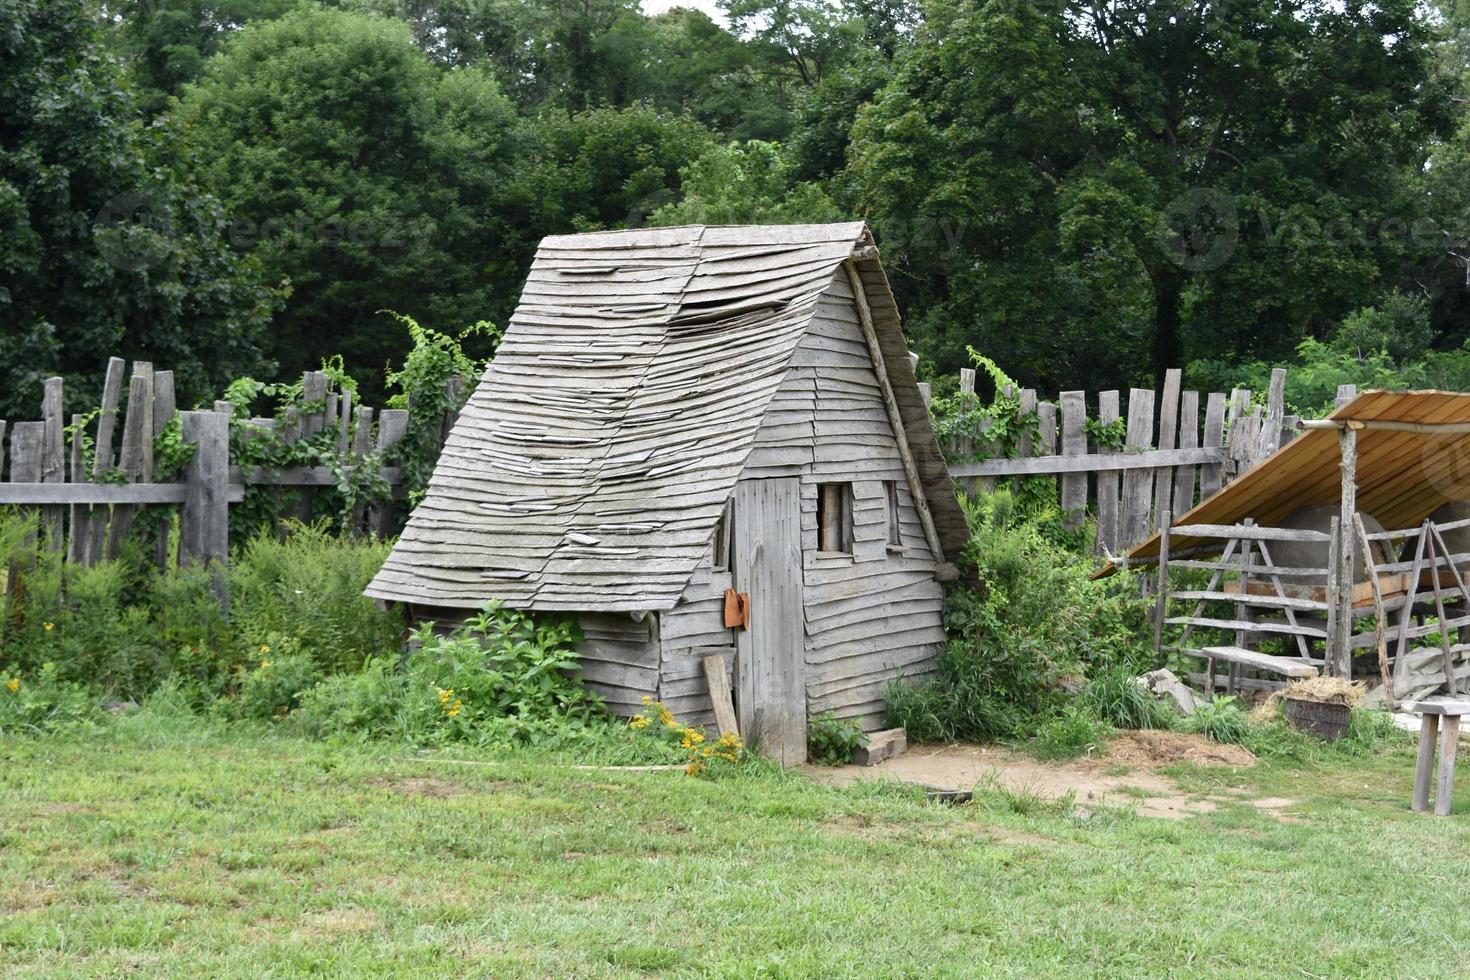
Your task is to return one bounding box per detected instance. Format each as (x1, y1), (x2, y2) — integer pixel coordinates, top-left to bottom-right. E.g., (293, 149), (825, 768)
(1199, 646), (1319, 678)
(1403, 697), (1469, 816)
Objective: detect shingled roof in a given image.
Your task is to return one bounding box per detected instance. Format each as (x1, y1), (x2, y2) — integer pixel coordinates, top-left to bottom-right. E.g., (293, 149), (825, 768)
(1117, 389), (1470, 568)
(365, 222), (966, 612)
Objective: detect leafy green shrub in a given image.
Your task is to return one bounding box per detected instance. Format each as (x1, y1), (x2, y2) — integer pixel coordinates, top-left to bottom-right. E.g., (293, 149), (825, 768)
(1032, 704), (1112, 760)
(807, 711), (867, 765)
(296, 603), (605, 747)
(229, 521), (403, 673)
(0, 662), (100, 735)
(1181, 695), (1251, 745)
(1081, 666), (1176, 731)
(885, 490), (1151, 742)
(235, 637), (324, 720)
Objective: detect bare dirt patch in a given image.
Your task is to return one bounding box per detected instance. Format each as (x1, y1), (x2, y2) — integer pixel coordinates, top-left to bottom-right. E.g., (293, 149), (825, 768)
(805, 733), (1256, 821)
(375, 776), (470, 798)
(1105, 730), (1256, 768)
(294, 907), (382, 940)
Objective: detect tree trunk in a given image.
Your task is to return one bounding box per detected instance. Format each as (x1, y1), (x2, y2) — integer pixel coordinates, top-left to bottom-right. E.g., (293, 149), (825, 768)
(1151, 268), (1183, 388)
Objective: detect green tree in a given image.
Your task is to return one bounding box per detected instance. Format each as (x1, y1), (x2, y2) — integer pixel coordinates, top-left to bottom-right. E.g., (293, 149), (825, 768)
(109, 0), (307, 115)
(525, 105), (715, 231)
(0, 0), (277, 419)
(851, 0), (1452, 390)
(176, 7), (527, 395)
(650, 140), (840, 225)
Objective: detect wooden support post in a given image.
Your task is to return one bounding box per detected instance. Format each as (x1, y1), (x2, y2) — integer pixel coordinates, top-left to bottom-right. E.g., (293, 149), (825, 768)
(66, 413), (85, 563)
(1436, 716), (1460, 816)
(1095, 390), (1120, 556)
(1354, 513), (1392, 707)
(370, 408), (409, 537)
(1173, 390), (1200, 518)
(1152, 369), (1181, 533)
(1413, 713), (1439, 813)
(1258, 367), (1286, 461)
(1326, 517), (1343, 680)
(1059, 391), (1086, 531)
(1200, 392), (1227, 499)
(1332, 424), (1358, 678)
(107, 363), (154, 558)
(40, 377), (64, 552)
(702, 654), (739, 737)
(1153, 511), (1171, 663)
(179, 411), (230, 608)
(1121, 389), (1156, 547)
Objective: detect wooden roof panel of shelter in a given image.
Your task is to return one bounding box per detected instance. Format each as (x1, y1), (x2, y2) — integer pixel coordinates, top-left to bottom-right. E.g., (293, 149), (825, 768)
(1120, 389), (1470, 567)
(367, 222), (966, 612)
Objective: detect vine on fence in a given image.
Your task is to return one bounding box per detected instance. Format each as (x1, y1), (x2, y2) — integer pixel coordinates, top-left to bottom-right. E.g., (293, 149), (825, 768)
(927, 348), (1041, 462)
(218, 313), (496, 536)
(384, 313), (497, 506)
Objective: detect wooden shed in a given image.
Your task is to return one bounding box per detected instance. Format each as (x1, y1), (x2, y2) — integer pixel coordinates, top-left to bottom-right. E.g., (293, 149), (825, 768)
(1120, 389), (1470, 704)
(366, 222), (967, 763)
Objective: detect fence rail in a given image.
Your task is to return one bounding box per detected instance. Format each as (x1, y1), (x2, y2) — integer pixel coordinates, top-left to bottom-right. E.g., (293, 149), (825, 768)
(921, 365), (1322, 556)
(1, 353), (1353, 575)
(0, 357), (461, 577)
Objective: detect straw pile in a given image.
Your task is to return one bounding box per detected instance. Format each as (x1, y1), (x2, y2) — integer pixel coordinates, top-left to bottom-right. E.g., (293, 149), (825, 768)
(1250, 677), (1365, 722)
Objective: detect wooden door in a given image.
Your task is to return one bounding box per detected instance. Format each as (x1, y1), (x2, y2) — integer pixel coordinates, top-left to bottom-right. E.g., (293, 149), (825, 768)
(733, 477), (806, 765)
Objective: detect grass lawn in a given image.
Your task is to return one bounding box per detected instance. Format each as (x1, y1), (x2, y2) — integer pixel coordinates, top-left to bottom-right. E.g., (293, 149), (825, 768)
(2, 711), (1469, 977)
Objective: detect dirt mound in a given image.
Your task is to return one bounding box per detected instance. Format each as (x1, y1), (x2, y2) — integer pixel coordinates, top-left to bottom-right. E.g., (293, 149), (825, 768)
(1105, 730), (1255, 768)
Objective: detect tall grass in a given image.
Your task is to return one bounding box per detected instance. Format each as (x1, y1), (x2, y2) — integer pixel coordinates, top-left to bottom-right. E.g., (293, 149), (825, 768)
(229, 521), (403, 673)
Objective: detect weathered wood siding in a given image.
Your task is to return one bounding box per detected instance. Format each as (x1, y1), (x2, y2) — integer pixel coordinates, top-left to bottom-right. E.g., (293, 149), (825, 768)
(789, 274), (946, 729)
(574, 612), (660, 715)
(649, 273), (946, 733)
(656, 537), (737, 728)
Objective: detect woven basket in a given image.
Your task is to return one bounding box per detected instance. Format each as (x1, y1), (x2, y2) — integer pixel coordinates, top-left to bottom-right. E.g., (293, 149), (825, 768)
(1283, 696), (1351, 742)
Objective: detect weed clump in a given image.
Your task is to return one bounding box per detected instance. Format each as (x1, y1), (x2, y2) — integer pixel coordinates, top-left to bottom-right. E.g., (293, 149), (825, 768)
(885, 489), (1151, 743)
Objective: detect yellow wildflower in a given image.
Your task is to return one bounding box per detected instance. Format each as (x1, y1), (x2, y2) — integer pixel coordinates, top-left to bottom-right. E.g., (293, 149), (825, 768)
(5, 677), (18, 693)
(629, 715), (650, 730)
(680, 729), (705, 750)
(259, 659), (272, 669)
(259, 644), (270, 654)
(43, 622), (54, 632)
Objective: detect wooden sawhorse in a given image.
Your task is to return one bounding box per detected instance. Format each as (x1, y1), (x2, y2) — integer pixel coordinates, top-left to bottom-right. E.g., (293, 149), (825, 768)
(1403, 698), (1469, 816)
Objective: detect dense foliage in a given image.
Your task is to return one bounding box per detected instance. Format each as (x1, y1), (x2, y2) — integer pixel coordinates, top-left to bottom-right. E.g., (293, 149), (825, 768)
(0, 0), (277, 419)
(7, 0), (1470, 420)
(885, 489), (1152, 743)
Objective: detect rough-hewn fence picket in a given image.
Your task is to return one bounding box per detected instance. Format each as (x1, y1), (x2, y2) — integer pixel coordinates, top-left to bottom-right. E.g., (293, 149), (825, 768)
(0, 359), (462, 581)
(928, 366), (1310, 556)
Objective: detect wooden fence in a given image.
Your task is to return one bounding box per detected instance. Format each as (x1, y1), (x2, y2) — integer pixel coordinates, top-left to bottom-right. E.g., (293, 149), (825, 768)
(922, 366), (1320, 557)
(0, 358), (448, 574)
